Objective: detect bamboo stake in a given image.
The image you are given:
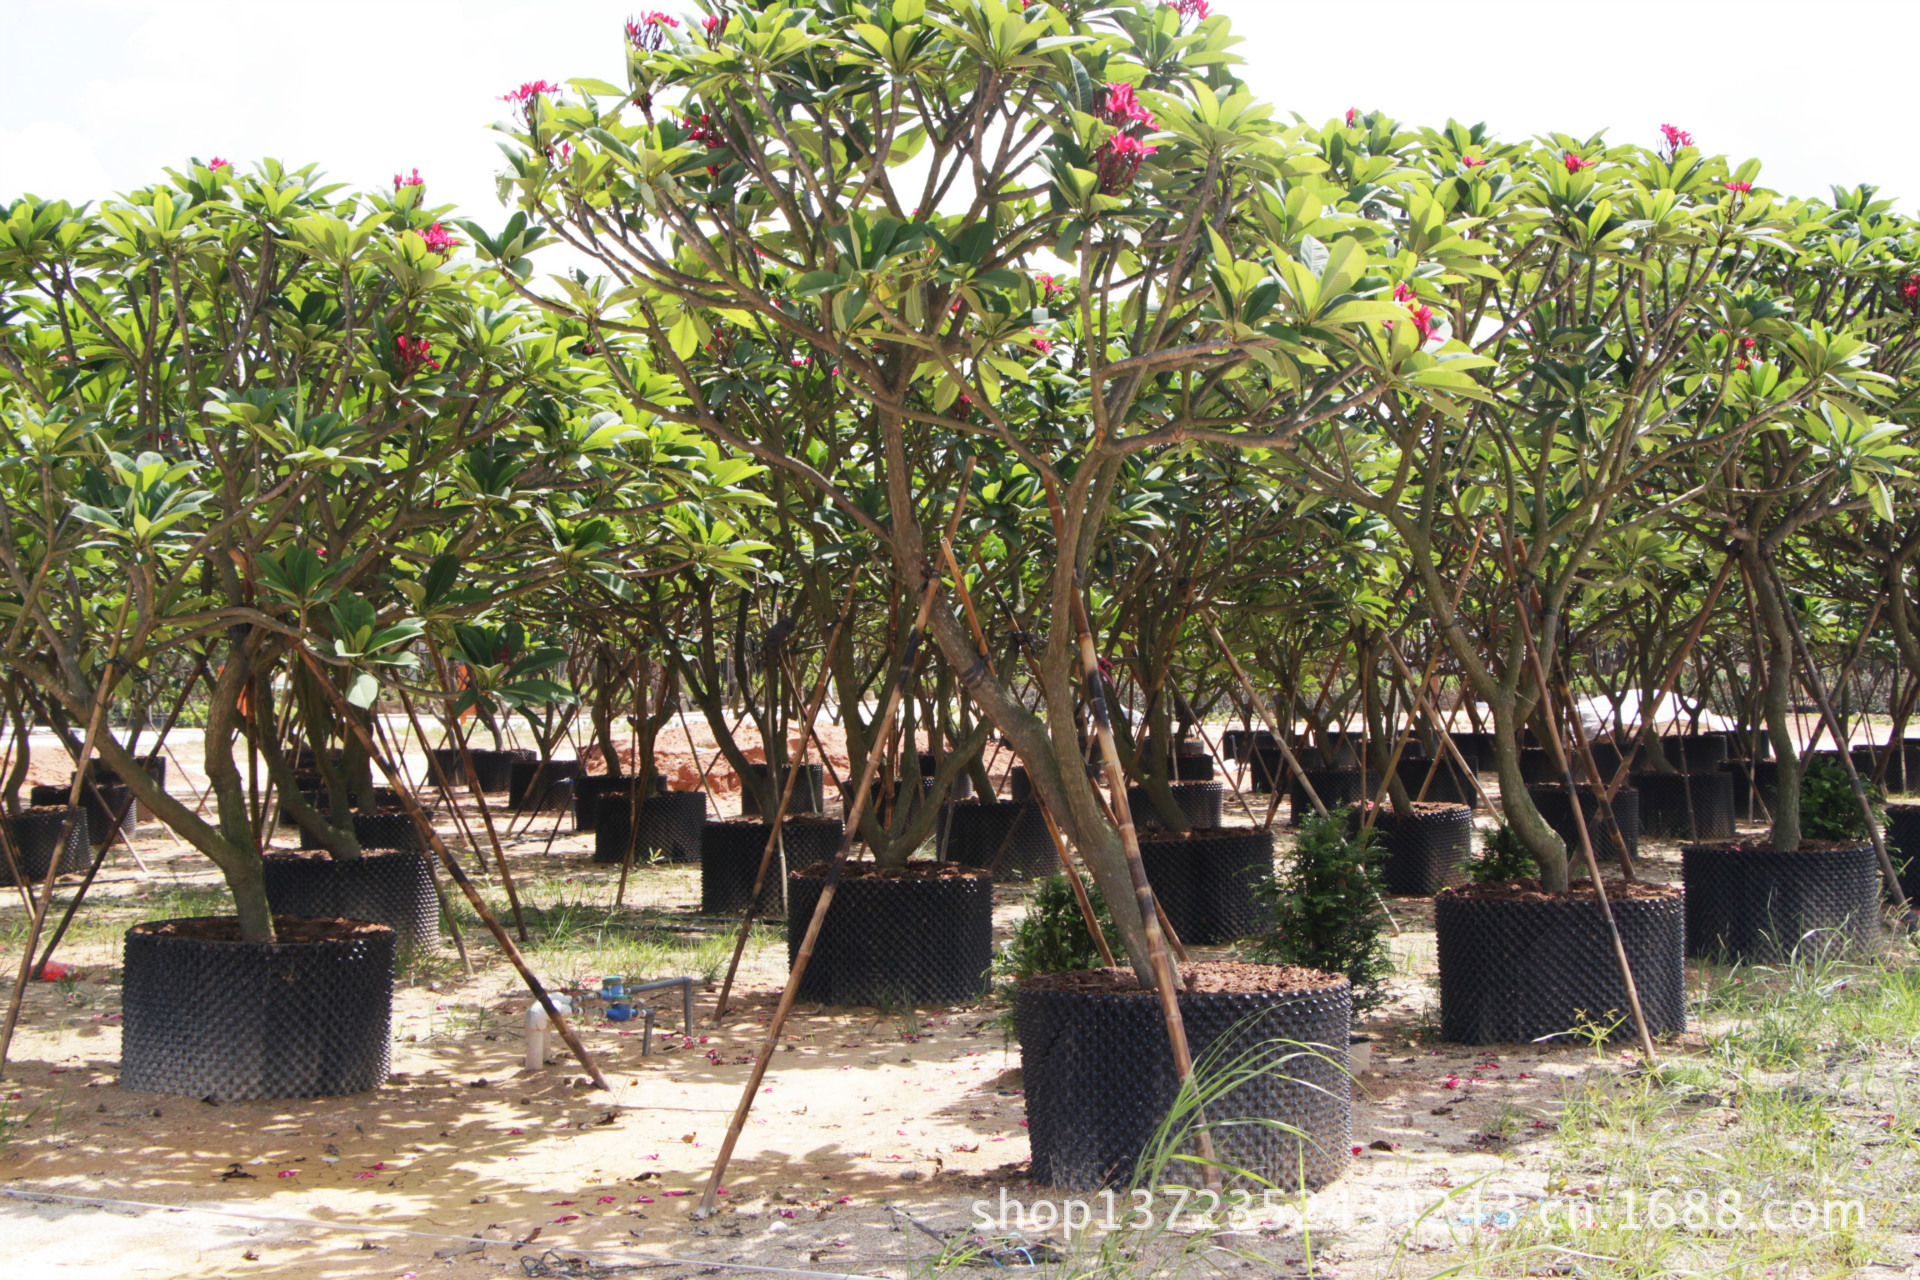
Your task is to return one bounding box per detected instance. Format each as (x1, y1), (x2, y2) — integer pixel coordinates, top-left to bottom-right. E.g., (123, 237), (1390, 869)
(711, 574), (862, 1021)
(427, 642), (529, 938)
(698, 467), (976, 1216)
(1507, 585), (1659, 1067)
(300, 648), (610, 1089)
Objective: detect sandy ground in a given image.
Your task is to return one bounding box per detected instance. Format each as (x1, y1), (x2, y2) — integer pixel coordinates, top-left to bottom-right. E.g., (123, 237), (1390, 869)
(0, 724), (1916, 1278)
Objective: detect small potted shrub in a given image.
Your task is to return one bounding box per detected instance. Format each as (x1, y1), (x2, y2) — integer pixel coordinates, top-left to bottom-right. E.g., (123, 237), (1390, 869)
(1011, 875), (1353, 1192)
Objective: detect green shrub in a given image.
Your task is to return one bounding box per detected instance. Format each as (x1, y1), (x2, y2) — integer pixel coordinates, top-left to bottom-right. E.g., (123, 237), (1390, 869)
(1466, 823), (1537, 882)
(1800, 756), (1883, 842)
(998, 874), (1116, 978)
(1248, 810), (1394, 1012)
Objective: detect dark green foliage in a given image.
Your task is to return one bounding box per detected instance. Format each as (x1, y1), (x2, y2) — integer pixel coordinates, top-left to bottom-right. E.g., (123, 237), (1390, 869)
(1800, 756), (1883, 842)
(1248, 810), (1394, 1012)
(999, 874), (1115, 978)
(1466, 824), (1537, 882)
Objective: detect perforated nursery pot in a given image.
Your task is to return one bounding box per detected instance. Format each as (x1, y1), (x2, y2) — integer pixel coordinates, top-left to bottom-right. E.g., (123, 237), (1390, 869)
(120, 916), (394, 1101)
(1680, 841), (1882, 963)
(593, 790), (707, 865)
(1435, 881), (1686, 1044)
(0, 807), (91, 886)
(935, 799), (1054, 879)
(1136, 828), (1274, 945)
(1016, 964), (1352, 1191)
(701, 817), (843, 917)
(1350, 801), (1472, 896)
(262, 851), (441, 957)
(784, 862), (993, 1006)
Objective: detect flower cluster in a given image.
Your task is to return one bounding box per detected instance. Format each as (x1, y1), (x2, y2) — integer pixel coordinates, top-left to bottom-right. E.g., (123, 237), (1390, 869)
(421, 222), (460, 255)
(1563, 152), (1594, 173)
(682, 112), (722, 146)
(500, 80), (561, 105)
(628, 11), (679, 51)
(1095, 82), (1158, 194)
(1724, 180), (1753, 194)
(395, 335), (441, 379)
(1163, 0), (1211, 17)
(393, 169), (423, 191)
(1658, 122), (1693, 160)
(1029, 333), (1053, 355)
(1099, 82), (1155, 131)
(1036, 273), (1065, 298)
(1390, 282), (1439, 346)
(207, 157), (232, 171)
(1901, 275), (1920, 314)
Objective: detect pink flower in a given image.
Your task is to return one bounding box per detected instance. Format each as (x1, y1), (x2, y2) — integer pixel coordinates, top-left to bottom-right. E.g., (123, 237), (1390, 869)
(597, 1196), (618, 1205)
(500, 80), (561, 105)
(1095, 133), (1158, 193)
(1036, 273), (1064, 297)
(395, 335), (441, 379)
(1724, 180), (1753, 193)
(421, 222), (460, 254)
(628, 12), (680, 51)
(1658, 122), (1693, 156)
(1029, 333), (1053, 354)
(1563, 152), (1594, 173)
(1163, 0), (1211, 17)
(703, 13), (722, 39)
(1461, 154), (1488, 168)
(277, 1170), (297, 1178)
(1900, 275), (1920, 310)
(1392, 282), (1417, 304)
(553, 1215), (579, 1224)
(1100, 83), (1155, 131)
(1345, 108), (1359, 127)
(1352, 1145), (1364, 1155)
(208, 157), (232, 171)
(393, 169), (423, 191)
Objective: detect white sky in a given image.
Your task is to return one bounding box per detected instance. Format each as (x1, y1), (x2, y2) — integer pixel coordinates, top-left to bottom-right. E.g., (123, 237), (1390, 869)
(3, 0), (1918, 251)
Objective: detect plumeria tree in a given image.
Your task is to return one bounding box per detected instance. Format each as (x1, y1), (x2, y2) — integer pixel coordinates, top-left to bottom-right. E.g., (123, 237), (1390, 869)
(0, 162), (765, 939)
(484, 0), (1504, 971)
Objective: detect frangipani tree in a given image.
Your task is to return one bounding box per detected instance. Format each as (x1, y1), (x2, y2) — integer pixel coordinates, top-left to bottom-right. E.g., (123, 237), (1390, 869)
(491, 0), (1501, 972)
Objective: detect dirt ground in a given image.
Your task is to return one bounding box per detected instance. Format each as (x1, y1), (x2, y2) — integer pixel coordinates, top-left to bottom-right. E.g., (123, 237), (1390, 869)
(0, 724), (1915, 1278)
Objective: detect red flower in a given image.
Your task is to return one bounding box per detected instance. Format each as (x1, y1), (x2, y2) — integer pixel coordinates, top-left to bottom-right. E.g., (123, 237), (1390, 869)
(1163, 0), (1211, 16)
(1100, 83), (1155, 131)
(1724, 180), (1753, 193)
(1461, 154), (1488, 168)
(628, 11), (680, 51)
(703, 13), (722, 40)
(207, 157), (232, 171)
(393, 169), (423, 191)
(1658, 122), (1693, 155)
(1563, 152), (1594, 173)
(1095, 133), (1157, 193)
(1901, 275), (1920, 311)
(1344, 107), (1359, 127)
(500, 80), (561, 105)
(421, 222), (460, 255)
(683, 112), (721, 146)
(1029, 333), (1053, 355)
(395, 335), (441, 380)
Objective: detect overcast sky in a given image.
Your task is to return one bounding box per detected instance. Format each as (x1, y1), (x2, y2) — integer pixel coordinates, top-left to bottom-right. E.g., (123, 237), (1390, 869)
(4, 0), (1916, 248)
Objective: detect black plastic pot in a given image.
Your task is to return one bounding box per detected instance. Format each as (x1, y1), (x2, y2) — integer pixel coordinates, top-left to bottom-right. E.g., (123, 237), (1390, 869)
(1352, 802), (1472, 896)
(297, 810), (426, 853)
(462, 749), (515, 793)
(1136, 829), (1275, 944)
(1449, 731), (1497, 762)
(1126, 781), (1226, 831)
(1288, 768), (1367, 827)
(739, 763), (826, 816)
(263, 851), (440, 956)
(1435, 889), (1686, 1044)
(701, 818), (843, 917)
(935, 799), (1054, 879)
(1888, 805), (1920, 901)
(509, 758), (581, 811)
(1661, 734), (1729, 772)
(1519, 748), (1559, 786)
(86, 755), (168, 823)
(120, 917), (394, 1100)
(1220, 729), (1275, 763)
(572, 774), (663, 832)
(31, 782), (133, 850)
(1527, 783), (1640, 864)
(1249, 745), (1292, 794)
(1017, 972), (1352, 1191)
(1584, 742), (1642, 783)
(913, 752), (975, 800)
(1633, 771), (1737, 840)
(593, 790), (707, 865)
(1170, 752), (1215, 782)
(0, 807), (91, 885)
(1396, 751), (1481, 809)
(785, 865), (993, 1006)
(1681, 842), (1882, 963)
(426, 747), (465, 785)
